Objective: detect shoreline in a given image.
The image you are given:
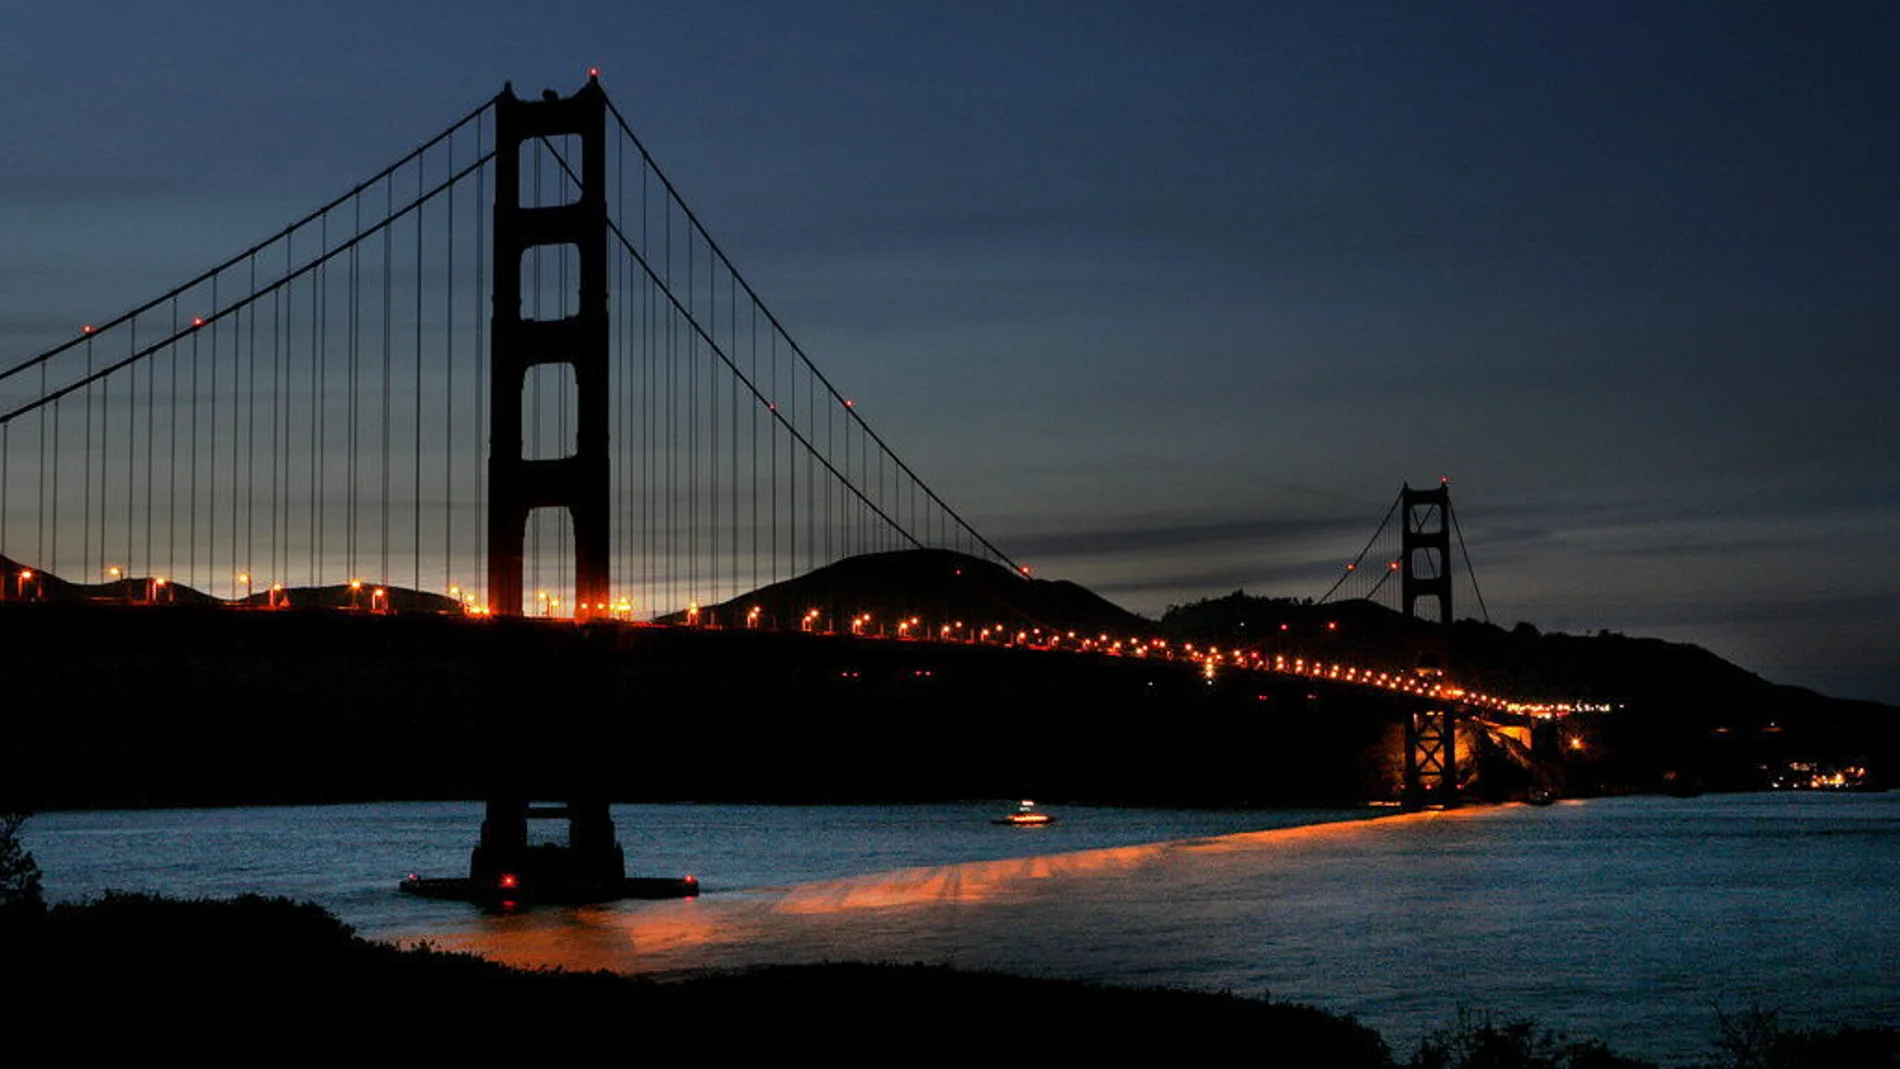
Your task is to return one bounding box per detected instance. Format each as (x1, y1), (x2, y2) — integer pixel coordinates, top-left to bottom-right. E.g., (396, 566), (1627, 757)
(7, 893), (1892, 1067)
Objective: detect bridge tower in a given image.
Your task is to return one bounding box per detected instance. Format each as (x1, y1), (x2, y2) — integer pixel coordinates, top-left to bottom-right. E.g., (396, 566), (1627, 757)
(1401, 482), (1452, 629)
(471, 77), (624, 898)
(488, 78), (612, 620)
(1401, 481), (1457, 809)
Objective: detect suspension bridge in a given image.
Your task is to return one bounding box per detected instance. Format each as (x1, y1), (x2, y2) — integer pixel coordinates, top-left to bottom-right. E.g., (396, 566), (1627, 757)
(0, 74), (1018, 621)
(0, 76), (1541, 900)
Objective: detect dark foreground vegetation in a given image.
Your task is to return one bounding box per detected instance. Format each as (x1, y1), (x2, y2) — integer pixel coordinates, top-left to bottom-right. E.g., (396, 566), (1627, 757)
(3, 894), (1891, 1067)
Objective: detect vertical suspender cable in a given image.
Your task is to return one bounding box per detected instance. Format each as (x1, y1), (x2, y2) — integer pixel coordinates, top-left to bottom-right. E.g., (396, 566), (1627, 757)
(613, 131), (625, 601)
(207, 274), (219, 589)
(444, 128), (455, 594)
(50, 394), (60, 578)
(644, 159), (654, 613)
(414, 149), (424, 594)
(731, 272), (739, 599)
(695, 208), (704, 604)
(474, 120), (486, 607)
(613, 131), (626, 602)
(750, 301), (759, 593)
(172, 301), (184, 577)
(383, 173), (395, 587)
(271, 252), (282, 587)
(245, 255), (256, 588)
(37, 362), (46, 569)
(1451, 502), (1491, 624)
(665, 195), (674, 613)
(350, 200), (366, 584)
(350, 191), (362, 583)
(769, 315), (777, 585)
(83, 336), (92, 579)
(139, 318), (150, 574)
(530, 151), (542, 604)
(707, 230), (717, 601)
(101, 335), (113, 576)
(313, 215), (325, 585)
(190, 299), (203, 586)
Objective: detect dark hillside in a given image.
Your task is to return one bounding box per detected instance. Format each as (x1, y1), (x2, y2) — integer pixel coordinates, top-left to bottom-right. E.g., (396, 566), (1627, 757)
(1161, 589), (1898, 791)
(681, 548), (1157, 639)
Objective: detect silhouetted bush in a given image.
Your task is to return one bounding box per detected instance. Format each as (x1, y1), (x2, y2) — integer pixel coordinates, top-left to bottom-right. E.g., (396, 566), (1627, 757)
(1408, 1010), (1657, 1069)
(0, 811), (43, 918)
(1697, 1008), (1900, 1069)
(2, 894), (1396, 1062)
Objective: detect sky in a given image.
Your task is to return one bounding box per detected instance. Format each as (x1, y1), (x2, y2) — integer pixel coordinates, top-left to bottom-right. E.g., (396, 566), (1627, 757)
(1, 2), (1895, 703)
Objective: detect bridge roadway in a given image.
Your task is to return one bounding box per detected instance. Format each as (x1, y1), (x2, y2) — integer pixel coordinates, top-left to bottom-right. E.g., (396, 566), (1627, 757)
(0, 601), (1539, 811)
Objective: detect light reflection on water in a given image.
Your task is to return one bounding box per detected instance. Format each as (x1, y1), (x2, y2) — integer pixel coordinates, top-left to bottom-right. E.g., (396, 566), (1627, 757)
(25, 794), (1900, 1063)
(415, 796), (1900, 1064)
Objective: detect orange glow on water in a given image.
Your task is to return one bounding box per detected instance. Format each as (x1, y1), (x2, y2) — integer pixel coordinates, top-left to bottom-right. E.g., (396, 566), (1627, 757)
(400, 809), (1481, 977)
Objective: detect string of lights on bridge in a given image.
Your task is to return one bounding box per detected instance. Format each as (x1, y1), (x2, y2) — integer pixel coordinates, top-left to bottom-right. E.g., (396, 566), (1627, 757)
(5, 558), (1601, 720)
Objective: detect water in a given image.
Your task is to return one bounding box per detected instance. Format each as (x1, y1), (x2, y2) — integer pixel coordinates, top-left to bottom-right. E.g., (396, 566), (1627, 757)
(22, 793), (1898, 1064)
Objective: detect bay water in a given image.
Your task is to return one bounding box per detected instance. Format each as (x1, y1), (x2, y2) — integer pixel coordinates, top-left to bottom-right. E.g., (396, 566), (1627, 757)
(23, 792), (1897, 1063)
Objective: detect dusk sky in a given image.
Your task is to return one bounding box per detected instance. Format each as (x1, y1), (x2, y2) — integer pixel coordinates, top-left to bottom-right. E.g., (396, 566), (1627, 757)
(3, 3), (1895, 703)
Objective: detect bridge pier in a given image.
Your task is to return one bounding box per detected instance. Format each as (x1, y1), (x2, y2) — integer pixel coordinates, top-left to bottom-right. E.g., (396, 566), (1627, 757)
(1403, 706), (1458, 809)
(468, 798), (626, 901)
(402, 618), (695, 905)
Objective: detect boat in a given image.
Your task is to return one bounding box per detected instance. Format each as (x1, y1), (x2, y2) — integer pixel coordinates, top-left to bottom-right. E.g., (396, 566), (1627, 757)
(993, 799), (1055, 826)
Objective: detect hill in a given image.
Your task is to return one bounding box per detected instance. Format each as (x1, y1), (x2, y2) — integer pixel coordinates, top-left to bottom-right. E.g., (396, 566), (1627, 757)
(677, 548), (1157, 640)
(0, 552), (458, 612)
(1159, 589), (1898, 792)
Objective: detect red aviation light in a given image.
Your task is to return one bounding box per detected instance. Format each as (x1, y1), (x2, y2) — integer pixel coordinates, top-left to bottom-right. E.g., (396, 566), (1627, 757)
(587, 66), (601, 79)
(498, 873), (520, 890)
(191, 316), (206, 328)
(81, 324), (96, 335)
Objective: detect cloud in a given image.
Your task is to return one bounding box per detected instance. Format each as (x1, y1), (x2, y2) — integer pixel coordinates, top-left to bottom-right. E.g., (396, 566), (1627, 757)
(1004, 513), (1364, 561)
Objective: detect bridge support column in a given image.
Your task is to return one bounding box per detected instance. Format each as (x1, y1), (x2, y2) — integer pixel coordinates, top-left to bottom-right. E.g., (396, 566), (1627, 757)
(488, 76), (611, 620)
(465, 617), (627, 900)
(1404, 706), (1457, 809)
